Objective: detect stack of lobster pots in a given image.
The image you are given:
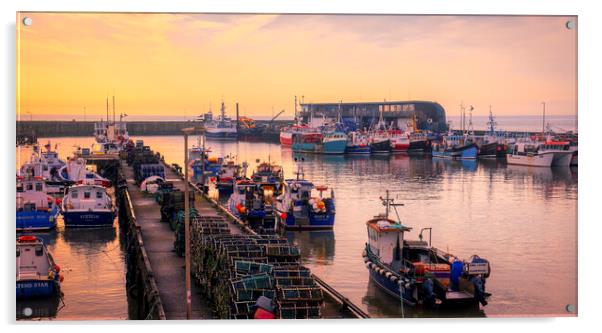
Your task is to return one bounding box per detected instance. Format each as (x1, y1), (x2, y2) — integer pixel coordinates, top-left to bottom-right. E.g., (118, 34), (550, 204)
(190, 215), (324, 319)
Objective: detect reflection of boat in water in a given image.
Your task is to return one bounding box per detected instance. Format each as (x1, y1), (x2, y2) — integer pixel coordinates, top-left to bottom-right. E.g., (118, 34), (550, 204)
(17, 296), (63, 319)
(285, 230), (335, 263)
(62, 226), (117, 247)
(432, 157), (478, 172)
(506, 164), (573, 184)
(362, 278), (485, 318)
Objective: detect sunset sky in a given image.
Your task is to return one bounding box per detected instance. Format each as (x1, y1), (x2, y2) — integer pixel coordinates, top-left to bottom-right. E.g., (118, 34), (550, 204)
(16, 13), (577, 120)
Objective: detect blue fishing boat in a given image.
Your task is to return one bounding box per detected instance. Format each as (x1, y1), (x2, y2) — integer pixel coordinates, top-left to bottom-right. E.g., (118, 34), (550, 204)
(61, 184), (115, 227)
(432, 135), (478, 160)
(274, 178), (335, 230)
(16, 177), (60, 231)
(362, 191), (491, 309)
(16, 235), (63, 299)
(321, 131), (348, 154)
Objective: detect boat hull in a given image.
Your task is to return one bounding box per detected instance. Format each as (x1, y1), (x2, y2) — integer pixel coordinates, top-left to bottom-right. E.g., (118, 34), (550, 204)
(205, 129), (238, 140)
(279, 211), (335, 230)
(322, 139), (347, 154)
(16, 279), (57, 299)
(16, 208), (59, 231)
(370, 140), (392, 155)
(551, 151), (573, 167)
(432, 145), (478, 160)
(280, 132), (293, 146)
(345, 145), (371, 154)
(478, 142), (505, 159)
(506, 152), (554, 167)
(408, 139), (430, 153)
(63, 211), (115, 228)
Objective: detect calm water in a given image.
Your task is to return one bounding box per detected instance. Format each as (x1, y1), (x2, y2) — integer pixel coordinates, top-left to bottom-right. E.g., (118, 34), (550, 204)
(16, 136), (577, 319)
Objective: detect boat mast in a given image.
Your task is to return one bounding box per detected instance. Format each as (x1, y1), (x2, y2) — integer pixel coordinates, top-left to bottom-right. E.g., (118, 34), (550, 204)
(487, 105), (497, 136)
(105, 97), (109, 126)
(468, 105), (474, 136)
(112, 95), (116, 124)
(542, 102), (546, 137)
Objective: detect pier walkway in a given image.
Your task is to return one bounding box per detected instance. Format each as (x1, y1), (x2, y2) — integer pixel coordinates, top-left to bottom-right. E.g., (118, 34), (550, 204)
(122, 161), (215, 319)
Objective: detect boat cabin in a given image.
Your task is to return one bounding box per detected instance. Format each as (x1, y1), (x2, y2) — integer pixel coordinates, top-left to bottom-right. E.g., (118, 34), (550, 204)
(16, 178), (53, 212)
(366, 217), (411, 267)
(63, 184), (112, 211)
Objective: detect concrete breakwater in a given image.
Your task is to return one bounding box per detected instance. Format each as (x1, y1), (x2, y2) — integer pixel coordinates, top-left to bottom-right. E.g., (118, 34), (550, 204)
(16, 120), (289, 139)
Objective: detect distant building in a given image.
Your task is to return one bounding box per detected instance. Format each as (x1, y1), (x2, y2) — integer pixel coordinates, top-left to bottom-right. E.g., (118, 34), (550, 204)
(298, 100), (447, 132)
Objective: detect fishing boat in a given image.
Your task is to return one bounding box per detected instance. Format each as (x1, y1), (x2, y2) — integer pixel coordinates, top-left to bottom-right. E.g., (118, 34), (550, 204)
(475, 108), (507, 159)
(432, 135), (478, 160)
(362, 191), (491, 308)
(227, 179), (276, 233)
(16, 177), (60, 231)
(19, 151), (67, 197)
(406, 115), (431, 153)
(345, 131), (371, 154)
(389, 129), (410, 154)
(321, 131), (348, 154)
(274, 162), (335, 230)
(16, 235), (63, 299)
(538, 139), (573, 167)
(368, 108), (392, 155)
(215, 159), (245, 196)
(59, 158), (110, 187)
(251, 161), (284, 195)
(506, 141), (555, 167)
(61, 184), (115, 227)
(204, 102), (238, 140)
(280, 124), (310, 146)
(291, 130), (323, 153)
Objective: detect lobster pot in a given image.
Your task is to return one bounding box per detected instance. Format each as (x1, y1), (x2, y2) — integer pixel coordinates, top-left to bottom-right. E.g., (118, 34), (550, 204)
(189, 219), (324, 319)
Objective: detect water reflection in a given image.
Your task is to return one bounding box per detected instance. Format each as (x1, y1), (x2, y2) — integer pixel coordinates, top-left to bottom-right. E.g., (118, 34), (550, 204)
(16, 296), (64, 320)
(285, 230), (335, 265)
(362, 279), (485, 318)
(62, 226), (117, 247)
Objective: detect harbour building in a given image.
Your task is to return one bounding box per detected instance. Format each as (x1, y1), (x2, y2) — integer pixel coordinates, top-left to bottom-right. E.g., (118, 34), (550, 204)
(298, 100), (447, 132)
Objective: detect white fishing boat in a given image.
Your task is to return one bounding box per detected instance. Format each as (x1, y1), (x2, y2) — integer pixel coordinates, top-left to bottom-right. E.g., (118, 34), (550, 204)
(506, 142), (555, 167)
(61, 184), (115, 227)
(204, 102), (238, 140)
(538, 139), (573, 167)
(16, 236), (63, 299)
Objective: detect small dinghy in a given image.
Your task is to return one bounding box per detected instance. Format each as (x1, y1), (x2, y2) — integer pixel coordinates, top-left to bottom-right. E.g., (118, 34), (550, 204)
(61, 184), (115, 228)
(140, 175), (165, 194)
(16, 236), (63, 299)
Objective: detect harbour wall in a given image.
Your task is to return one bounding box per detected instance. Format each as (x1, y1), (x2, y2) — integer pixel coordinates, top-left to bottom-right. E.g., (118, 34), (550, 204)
(16, 120), (289, 138)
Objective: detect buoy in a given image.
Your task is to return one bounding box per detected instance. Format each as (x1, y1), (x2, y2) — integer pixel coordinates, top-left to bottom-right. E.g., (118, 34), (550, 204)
(59, 274), (64, 283)
(54, 264), (61, 273)
(280, 212), (287, 220)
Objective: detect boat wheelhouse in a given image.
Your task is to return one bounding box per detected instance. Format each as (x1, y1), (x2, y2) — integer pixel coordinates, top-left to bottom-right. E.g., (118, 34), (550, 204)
(362, 191), (491, 309)
(274, 179), (335, 230)
(61, 184), (115, 228)
(16, 177), (59, 231)
(538, 140), (573, 167)
(16, 236), (62, 299)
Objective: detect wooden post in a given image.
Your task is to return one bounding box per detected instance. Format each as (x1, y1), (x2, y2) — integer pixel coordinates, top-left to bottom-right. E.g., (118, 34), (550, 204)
(183, 131), (192, 319)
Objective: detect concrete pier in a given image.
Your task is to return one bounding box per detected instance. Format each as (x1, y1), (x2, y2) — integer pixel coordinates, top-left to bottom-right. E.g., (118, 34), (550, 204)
(118, 153), (368, 319)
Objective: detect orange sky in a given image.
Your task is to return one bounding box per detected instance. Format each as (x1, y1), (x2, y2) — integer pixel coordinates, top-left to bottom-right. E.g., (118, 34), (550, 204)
(16, 13), (577, 119)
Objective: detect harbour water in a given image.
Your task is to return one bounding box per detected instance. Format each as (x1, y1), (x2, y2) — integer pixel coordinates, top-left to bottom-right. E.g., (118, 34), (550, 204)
(16, 136), (577, 319)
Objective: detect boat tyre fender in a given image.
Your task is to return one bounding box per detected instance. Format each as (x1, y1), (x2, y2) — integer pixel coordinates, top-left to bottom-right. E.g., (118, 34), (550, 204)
(422, 278), (436, 309)
(471, 276), (488, 306)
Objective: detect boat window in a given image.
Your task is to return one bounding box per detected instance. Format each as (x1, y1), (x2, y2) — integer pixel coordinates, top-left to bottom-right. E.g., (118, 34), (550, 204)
(71, 190), (78, 198)
(26, 183), (33, 191)
(84, 192), (91, 199)
(96, 191), (103, 199)
(24, 203), (36, 212)
(35, 246), (43, 256)
(16, 248), (20, 257)
(43, 165), (48, 171)
(35, 183), (43, 191)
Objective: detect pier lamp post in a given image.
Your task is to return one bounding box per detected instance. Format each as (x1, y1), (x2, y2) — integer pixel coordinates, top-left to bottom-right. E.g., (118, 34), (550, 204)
(182, 126), (195, 319)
